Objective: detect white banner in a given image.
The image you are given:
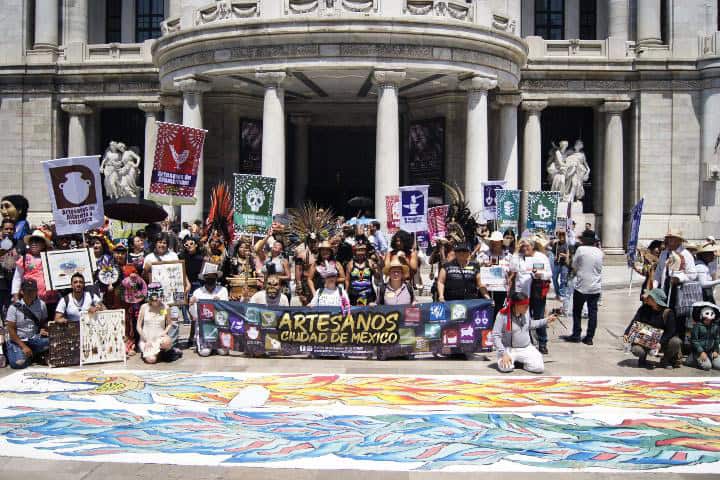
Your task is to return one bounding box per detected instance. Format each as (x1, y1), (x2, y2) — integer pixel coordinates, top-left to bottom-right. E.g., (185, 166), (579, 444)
(399, 185), (429, 233)
(42, 156), (104, 235)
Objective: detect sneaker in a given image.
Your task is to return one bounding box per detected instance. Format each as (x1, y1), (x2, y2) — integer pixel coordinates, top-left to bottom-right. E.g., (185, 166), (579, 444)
(582, 337), (594, 346)
(561, 335), (581, 343)
(539, 345), (549, 355)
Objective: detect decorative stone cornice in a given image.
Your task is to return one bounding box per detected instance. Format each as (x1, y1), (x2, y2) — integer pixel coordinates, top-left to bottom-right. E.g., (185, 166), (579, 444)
(255, 70), (288, 87)
(492, 93), (522, 108)
(60, 102), (93, 115)
(138, 102), (163, 113)
(459, 75), (497, 92)
(159, 95), (183, 109)
(372, 69), (407, 87)
(521, 100), (548, 112)
(599, 100), (632, 114)
(173, 74), (212, 93)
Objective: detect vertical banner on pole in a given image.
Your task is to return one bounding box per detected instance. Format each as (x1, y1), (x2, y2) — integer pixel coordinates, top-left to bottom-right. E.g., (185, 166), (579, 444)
(233, 174), (277, 235)
(527, 191), (560, 233)
(495, 189), (521, 235)
(481, 180), (506, 222)
(385, 195), (400, 233)
(626, 198), (645, 267)
(399, 185), (429, 233)
(148, 122), (207, 205)
(428, 205), (449, 245)
(42, 156), (105, 235)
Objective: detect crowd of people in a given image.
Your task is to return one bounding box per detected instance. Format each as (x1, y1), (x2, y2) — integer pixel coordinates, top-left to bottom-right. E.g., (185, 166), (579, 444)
(0, 191), (718, 375)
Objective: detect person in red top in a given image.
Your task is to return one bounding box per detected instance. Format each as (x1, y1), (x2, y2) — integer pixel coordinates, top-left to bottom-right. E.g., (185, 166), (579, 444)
(11, 230), (58, 317)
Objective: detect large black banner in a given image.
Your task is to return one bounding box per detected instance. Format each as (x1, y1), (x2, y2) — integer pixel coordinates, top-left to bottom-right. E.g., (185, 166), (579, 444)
(197, 300), (494, 359)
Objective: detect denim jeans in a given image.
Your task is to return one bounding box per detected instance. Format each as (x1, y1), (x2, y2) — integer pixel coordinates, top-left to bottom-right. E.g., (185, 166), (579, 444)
(553, 264), (569, 301)
(572, 290), (600, 339)
(6, 334), (49, 369)
(531, 296), (548, 346)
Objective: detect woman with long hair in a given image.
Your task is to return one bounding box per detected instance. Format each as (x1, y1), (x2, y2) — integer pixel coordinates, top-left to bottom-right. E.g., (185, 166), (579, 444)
(307, 240), (345, 298)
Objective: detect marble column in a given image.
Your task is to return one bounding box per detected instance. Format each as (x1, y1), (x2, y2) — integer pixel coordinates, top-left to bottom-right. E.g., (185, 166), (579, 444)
(139, 102), (163, 200)
(121, 0), (136, 43)
(64, 0), (88, 44)
(373, 70), (406, 229)
(34, 0), (59, 49)
(494, 93), (521, 189)
(460, 76), (497, 214)
(600, 101), (631, 254)
(174, 75), (211, 223)
(608, 0), (629, 41)
(290, 114), (311, 208)
(637, 0), (662, 46)
(61, 102), (92, 157)
(520, 100), (548, 229)
(159, 95), (183, 220)
(257, 71), (287, 216)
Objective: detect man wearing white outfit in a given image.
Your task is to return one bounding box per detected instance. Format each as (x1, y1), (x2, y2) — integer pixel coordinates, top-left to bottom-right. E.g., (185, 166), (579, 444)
(492, 292), (558, 373)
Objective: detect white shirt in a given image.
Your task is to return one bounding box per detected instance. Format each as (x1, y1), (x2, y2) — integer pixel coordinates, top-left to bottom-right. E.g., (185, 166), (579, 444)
(510, 252), (552, 296)
(190, 285), (229, 320)
(309, 286), (350, 307)
(249, 290), (290, 306)
(572, 245), (604, 294)
(653, 246), (697, 287)
(178, 229), (190, 240)
(56, 291), (102, 322)
(143, 250), (179, 271)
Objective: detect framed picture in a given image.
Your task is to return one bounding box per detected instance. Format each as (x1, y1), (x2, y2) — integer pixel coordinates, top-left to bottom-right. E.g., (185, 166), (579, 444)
(150, 260), (187, 305)
(480, 266), (507, 292)
(79, 309), (126, 366)
(41, 248), (97, 291)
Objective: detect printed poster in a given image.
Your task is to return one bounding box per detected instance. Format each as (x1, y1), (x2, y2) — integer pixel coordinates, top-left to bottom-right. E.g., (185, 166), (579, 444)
(233, 174), (276, 235)
(399, 185), (429, 233)
(527, 191), (560, 233)
(79, 309), (126, 366)
(480, 266), (507, 292)
(148, 122), (207, 205)
(495, 189), (520, 235)
(150, 260), (187, 306)
(482, 181), (506, 221)
(41, 248), (97, 291)
(385, 195), (400, 233)
(42, 156), (104, 235)
(428, 205), (448, 245)
(627, 198), (645, 267)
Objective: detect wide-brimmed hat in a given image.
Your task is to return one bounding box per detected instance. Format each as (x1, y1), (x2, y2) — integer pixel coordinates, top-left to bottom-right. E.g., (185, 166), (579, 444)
(646, 288), (668, 308)
(198, 261), (223, 280)
(664, 228), (685, 241)
(383, 257), (410, 275)
(697, 243), (720, 256)
(23, 229), (52, 248)
(488, 231), (504, 243)
(318, 240), (333, 251)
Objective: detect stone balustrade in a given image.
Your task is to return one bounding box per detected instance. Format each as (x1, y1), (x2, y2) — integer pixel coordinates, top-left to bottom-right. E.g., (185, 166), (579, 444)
(526, 36), (636, 61)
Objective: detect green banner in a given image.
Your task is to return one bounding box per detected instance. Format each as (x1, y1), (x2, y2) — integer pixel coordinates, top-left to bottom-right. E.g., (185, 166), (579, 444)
(527, 191), (560, 233)
(233, 174), (276, 235)
(495, 189), (520, 235)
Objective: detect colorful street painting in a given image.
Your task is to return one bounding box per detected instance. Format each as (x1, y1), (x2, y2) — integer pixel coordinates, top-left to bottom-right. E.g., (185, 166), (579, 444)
(0, 370), (719, 473)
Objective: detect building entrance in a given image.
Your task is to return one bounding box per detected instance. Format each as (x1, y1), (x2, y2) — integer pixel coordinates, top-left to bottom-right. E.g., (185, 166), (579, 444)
(308, 127), (375, 218)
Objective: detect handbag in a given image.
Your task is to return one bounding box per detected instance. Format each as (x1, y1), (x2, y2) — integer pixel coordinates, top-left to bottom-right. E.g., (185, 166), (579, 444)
(627, 321), (663, 350)
(676, 281), (703, 317)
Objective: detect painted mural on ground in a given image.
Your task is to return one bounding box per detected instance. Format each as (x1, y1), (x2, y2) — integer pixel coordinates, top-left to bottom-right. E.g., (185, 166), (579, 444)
(0, 370), (719, 472)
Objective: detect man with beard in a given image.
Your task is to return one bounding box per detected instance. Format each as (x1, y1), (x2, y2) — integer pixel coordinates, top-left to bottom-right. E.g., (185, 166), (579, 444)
(249, 274), (289, 306)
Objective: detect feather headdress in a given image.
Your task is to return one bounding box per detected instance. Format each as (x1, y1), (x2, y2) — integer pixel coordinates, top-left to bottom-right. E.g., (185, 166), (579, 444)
(206, 182), (234, 242)
(443, 182), (479, 248)
(287, 203), (337, 247)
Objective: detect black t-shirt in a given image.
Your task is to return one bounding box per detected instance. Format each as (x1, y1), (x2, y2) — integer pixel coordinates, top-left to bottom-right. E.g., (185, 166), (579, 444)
(181, 252), (204, 284)
(443, 260), (480, 300)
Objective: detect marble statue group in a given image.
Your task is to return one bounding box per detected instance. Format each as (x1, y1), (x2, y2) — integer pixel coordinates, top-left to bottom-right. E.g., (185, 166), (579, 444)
(100, 141), (142, 199)
(546, 139), (590, 202)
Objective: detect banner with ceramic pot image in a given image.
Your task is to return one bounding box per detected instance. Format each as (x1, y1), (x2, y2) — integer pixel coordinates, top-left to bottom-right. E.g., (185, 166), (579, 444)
(196, 299), (493, 359)
(42, 156), (105, 236)
(233, 174), (276, 235)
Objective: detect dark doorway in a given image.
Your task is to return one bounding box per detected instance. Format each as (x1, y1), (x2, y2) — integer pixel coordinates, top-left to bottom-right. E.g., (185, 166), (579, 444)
(540, 107), (595, 213)
(99, 108), (145, 199)
(308, 127), (375, 218)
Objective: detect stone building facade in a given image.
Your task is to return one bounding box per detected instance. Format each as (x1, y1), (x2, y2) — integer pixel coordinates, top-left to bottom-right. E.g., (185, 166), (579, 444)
(1, 0), (719, 252)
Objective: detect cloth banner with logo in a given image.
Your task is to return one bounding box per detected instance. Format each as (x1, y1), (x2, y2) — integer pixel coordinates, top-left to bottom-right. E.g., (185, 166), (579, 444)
(385, 195), (400, 233)
(399, 185), (429, 233)
(197, 299), (493, 359)
(482, 180), (507, 221)
(494, 189), (521, 235)
(148, 122), (207, 205)
(527, 191), (561, 233)
(42, 156), (104, 235)
(626, 197), (645, 267)
(233, 174), (276, 235)
(428, 205), (449, 245)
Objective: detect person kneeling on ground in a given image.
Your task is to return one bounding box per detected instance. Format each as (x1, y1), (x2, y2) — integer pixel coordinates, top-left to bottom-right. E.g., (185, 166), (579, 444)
(685, 302), (720, 371)
(190, 265), (229, 357)
(136, 283), (181, 364)
(492, 292), (557, 374)
(5, 279), (49, 369)
(624, 288), (682, 370)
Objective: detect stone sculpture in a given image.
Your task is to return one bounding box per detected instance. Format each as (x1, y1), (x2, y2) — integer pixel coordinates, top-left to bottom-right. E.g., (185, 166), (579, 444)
(546, 139), (590, 202)
(100, 141), (142, 198)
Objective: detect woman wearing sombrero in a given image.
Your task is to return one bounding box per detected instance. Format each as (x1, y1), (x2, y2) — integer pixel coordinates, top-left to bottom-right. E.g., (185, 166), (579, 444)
(11, 230), (58, 317)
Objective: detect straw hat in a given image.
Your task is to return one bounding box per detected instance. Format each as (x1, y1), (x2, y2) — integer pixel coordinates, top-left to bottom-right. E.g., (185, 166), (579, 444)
(697, 243), (720, 256)
(488, 231), (504, 243)
(383, 257), (410, 276)
(664, 227), (685, 241)
(23, 229), (52, 248)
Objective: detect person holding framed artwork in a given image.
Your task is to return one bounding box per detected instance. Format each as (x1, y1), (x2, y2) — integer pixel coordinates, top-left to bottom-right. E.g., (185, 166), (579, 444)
(55, 272), (105, 323)
(137, 283), (181, 364)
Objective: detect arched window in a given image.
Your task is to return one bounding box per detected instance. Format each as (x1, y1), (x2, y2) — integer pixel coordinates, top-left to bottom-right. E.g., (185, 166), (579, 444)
(135, 0), (164, 42)
(534, 0), (565, 40)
